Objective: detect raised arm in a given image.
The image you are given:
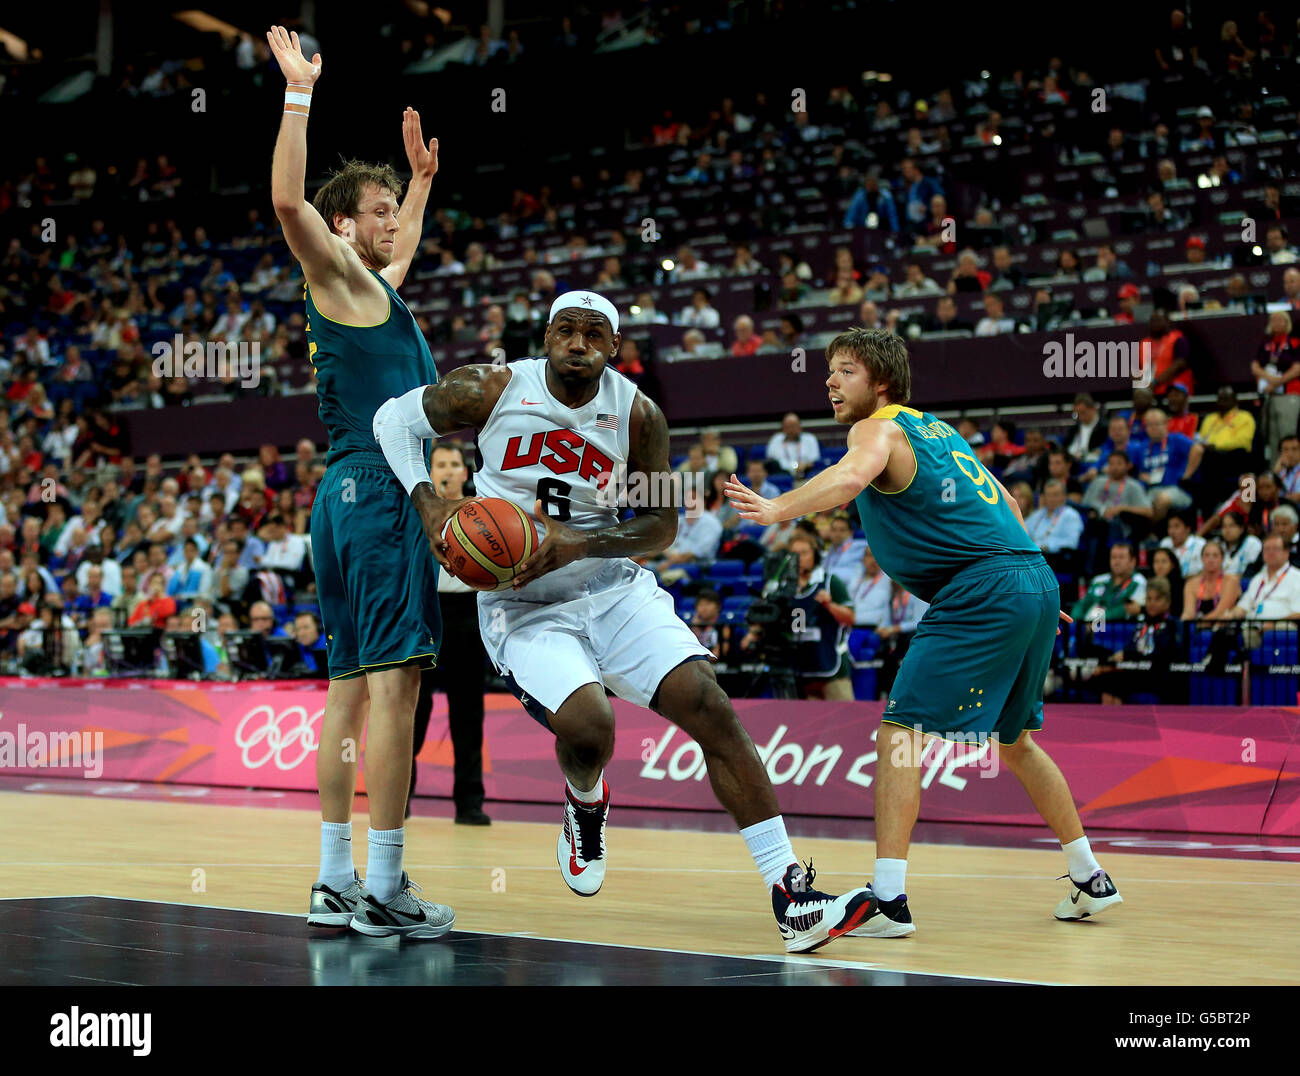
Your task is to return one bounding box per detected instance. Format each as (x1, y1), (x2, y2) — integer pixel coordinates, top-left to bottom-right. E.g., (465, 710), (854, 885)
(381, 108), (439, 289)
(266, 25), (346, 283)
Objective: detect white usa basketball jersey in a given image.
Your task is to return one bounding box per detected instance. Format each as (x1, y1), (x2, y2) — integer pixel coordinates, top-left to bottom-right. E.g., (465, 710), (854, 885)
(474, 357), (638, 600)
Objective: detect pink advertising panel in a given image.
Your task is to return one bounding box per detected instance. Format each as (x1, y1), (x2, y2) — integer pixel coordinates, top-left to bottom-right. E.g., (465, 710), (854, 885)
(1, 679), (1296, 836)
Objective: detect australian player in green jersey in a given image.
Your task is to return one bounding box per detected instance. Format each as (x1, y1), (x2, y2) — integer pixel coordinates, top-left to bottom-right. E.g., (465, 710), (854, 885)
(726, 328), (1123, 936)
(268, 25), (468, 938)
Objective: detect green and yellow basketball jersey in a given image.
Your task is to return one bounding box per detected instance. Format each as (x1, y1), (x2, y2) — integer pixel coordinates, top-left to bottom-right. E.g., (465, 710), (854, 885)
(305, 269), (438, 468)
(852, 404), (1039, 603)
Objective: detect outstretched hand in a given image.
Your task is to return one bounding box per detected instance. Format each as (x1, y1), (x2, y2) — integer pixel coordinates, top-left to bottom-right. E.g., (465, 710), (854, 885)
(267, 25), (321, 85)
(402, 108), (439, 181)
(723, 473), (780, 526)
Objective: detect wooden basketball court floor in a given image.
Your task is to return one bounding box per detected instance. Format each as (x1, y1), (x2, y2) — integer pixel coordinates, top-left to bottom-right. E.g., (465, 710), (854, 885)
(1, 786), (1296, 986)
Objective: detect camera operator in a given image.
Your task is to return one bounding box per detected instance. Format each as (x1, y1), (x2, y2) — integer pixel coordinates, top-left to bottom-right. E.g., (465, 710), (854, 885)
(785, 534), (855, 700)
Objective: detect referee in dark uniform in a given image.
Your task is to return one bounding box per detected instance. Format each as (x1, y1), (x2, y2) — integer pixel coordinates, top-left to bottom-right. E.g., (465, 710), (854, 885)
(408, 442), (490, 823)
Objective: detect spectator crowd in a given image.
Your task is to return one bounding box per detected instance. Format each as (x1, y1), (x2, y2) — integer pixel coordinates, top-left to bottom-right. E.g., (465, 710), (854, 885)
(2, 8), (1299, 703)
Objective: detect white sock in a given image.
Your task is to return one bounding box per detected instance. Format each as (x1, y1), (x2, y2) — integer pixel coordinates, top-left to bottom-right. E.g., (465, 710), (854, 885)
(1063, 835), (1102, 884)
(740, 816), (797, 889)
(367, 827), (405, 903)
(872, 858), (908, 901)
(317, 821), (354, 890)
(567, 773), (605, 805)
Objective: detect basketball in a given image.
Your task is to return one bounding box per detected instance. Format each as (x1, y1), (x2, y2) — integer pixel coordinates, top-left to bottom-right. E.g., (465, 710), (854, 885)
(442, 498), (537, 591)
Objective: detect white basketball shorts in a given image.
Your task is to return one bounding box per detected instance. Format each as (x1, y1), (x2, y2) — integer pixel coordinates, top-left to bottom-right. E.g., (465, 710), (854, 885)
(477, 558), (711, 719)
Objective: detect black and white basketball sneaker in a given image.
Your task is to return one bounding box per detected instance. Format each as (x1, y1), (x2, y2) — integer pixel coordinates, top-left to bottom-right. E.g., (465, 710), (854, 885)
(848, 886), (916, 937)
(772, 861), (877, 954)
(350, 872), (455, 939)
(307, 870), (366, 928)
(558, 779), (609, 897)
(1054, 869), (1123, 920)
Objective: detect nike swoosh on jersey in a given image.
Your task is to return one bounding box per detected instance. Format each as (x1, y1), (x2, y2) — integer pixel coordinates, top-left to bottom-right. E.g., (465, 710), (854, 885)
(521, 398), (543, 405)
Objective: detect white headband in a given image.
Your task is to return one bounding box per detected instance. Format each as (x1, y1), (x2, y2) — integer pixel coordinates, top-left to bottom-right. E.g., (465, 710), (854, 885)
(548, 290), (619, 333)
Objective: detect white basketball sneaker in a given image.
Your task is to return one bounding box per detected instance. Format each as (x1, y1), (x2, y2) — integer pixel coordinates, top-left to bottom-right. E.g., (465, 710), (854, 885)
(1054, 869), (1124, 920)
(307, 870), (366, 928)
(350, 872), (455, 940)
(557, 779), (609, 897)
(772, 861), (878, 954)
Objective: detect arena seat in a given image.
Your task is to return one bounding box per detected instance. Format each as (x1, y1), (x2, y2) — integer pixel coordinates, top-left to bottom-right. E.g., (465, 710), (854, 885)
(1249, 628), (1299, 706)
(848, 628), (880, 700)
(847, 628), (879, 660)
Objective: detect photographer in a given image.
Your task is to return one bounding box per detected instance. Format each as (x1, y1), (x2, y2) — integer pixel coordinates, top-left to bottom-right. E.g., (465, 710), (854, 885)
(785, 534), (855, 700)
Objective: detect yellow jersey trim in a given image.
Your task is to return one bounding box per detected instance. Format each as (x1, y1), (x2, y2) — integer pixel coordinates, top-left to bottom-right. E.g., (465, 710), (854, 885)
(869, 404), (923, 421)
(868, 406), (919, 496)
(879, 717), (991, 745)
(877, 718), (1041, 747)
(359, 651), (438, 671)
(305, 274), (394, 329)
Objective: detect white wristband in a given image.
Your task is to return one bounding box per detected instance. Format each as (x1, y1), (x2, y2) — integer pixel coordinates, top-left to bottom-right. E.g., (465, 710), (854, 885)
(284, 83), (312, 116)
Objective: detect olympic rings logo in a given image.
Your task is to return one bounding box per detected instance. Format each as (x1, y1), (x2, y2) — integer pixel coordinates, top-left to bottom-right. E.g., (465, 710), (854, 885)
(234, 705), (324, 771)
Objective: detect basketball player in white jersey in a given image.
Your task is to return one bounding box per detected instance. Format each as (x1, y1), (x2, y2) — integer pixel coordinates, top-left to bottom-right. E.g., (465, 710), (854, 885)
(373, 290), (876, 952)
